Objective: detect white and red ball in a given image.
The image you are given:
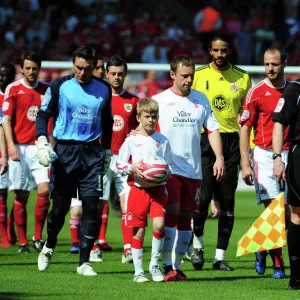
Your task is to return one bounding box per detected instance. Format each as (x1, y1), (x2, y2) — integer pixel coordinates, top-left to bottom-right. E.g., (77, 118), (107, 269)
(140, 156), (169, 184)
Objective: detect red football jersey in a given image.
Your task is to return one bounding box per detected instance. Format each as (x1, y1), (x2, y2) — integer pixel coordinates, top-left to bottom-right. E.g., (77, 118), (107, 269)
(111, 89), (139, 154)
(240, 79), (290, 149)
(0, 91), (4, 107)
(3, 79), (48, 145)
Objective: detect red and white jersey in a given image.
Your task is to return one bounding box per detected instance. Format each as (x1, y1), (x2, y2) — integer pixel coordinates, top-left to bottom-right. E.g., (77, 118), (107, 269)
(111, 89), (139, 154)
(3, 79), (48, 145)
(240, 79), (290, 149)
(0, 90), (4, 107)
(153, 88), (219, 180)
(117, 132), (173, 188)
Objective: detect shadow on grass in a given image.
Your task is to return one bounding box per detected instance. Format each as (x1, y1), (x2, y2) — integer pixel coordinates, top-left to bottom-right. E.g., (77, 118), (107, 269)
(0, 292), (71, 299)
(187, 275), (263, 282)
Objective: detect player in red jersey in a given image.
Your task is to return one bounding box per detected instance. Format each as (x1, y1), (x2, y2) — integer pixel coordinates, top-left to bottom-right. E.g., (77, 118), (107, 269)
(0, 62), (15, 247)
(2, 52), (50, 253)
(240, 47), (289, 279)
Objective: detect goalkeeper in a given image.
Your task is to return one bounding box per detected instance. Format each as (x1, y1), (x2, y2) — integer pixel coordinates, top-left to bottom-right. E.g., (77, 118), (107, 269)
(36, 46), (113, 276)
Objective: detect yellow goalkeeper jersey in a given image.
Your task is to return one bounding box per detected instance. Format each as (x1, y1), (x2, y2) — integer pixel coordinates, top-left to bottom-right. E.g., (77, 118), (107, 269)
(192, 63), (251, 133)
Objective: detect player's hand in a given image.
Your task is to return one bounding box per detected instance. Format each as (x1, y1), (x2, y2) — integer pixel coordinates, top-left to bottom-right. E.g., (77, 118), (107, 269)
(241, 165), (254, 186)
(0, 156), (8, 175)
(36, 136), (58, 167)
(128, 125), (142, 137)
(103, 149), (112, 174)
(213, 157), (225, 182)
(273, 157), (286, 182)
(131, 161), (143, 179)
(8, 144), (20, 161)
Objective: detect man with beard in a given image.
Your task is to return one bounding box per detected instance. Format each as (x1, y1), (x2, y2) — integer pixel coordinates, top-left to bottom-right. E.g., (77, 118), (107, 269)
(191, 34), (251, 271)
(240, 47), (289, 279)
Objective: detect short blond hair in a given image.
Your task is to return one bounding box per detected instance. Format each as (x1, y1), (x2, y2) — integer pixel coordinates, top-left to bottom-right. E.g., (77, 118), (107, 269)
(137, 98), (159, 116)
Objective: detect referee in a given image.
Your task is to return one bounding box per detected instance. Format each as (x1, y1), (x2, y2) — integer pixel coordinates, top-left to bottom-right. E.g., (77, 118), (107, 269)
(36, 46), (113, 276)
(191, 34), (251, 271)
(273, 80), (300, 290)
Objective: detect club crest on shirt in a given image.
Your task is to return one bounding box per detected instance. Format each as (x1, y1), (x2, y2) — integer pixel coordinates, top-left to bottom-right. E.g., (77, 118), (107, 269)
(124, 103), (132, 112)
(193, 100), (199, 108)
(230, 82), (239, 92)
(156, 140), (161, 148)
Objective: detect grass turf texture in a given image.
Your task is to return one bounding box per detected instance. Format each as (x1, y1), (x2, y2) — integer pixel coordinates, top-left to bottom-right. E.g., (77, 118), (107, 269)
(0, 190), (298, 300)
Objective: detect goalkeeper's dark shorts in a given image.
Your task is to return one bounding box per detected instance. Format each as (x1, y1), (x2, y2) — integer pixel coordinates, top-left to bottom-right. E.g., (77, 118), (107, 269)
(287, 144), (300, 207)
(50, 141), (104, 198)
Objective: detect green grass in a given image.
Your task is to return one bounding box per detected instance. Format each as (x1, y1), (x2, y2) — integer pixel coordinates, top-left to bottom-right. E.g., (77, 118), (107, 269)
(0, 191), (298, 300)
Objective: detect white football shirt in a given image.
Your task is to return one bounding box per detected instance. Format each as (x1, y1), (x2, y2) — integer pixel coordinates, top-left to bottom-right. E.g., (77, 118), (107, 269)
(153, 88), (219, 179)
(117, 131), (173, 187)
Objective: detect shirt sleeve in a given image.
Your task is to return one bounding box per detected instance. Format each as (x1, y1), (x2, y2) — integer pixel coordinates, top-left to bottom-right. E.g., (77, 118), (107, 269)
(239, 88), (258, 127)
(203, 98), (220, 133)
(2, 85), (15, 118)
(272, 82), (300, 126)
(162, 139), (174, 174)
(116, 137), (132, 176)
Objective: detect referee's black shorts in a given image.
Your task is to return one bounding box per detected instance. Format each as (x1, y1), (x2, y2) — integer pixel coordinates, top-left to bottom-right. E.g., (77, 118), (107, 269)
(50, 141), (105, 199)
(287, 144), (300, 207)
(201, 132), (240, 184)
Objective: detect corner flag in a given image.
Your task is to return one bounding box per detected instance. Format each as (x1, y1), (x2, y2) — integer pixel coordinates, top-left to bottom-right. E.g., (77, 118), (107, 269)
(236, 192), (286, 257)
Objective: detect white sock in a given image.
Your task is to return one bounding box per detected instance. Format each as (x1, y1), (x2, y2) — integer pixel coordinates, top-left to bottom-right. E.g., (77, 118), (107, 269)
(161, 226), (176, 267)
(150, 236), (164, 267)
(214, 249), (225, 262)
(193, 234), (204, 249)
(132, 247), (144, 275)
(174, 230), (192, 270)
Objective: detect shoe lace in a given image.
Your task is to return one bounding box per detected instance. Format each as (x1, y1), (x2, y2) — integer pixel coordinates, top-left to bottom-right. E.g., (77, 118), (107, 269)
(151, 265), (164, 276)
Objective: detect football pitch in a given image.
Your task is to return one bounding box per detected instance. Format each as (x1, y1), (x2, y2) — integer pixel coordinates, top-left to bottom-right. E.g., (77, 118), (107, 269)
(0, 190), (298, 300)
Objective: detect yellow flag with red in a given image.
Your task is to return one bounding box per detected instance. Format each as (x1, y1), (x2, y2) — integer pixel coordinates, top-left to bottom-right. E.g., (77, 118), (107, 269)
(236, 192), (286, 257)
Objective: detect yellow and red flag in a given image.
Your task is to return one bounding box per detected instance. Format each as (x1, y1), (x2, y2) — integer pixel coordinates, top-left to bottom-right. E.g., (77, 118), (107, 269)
(236, 192), (286, 257)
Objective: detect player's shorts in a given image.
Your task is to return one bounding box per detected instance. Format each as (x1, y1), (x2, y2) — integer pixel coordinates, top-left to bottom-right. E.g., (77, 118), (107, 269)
(0, 172), (8, 189)
(51, 141), (104, 198)
(253, 146), (288, 204)
(101, 154), (129, 201)
(9, 144), (50, 191)
(286, 144), (300, 207)
(166, 174), (202, 211)
(125, 185), (167, 228)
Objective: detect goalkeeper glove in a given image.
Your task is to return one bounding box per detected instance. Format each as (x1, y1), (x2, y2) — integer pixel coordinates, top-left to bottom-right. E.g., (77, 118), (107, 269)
(36, 136), (58, 167)
(103, 149), (112, 174)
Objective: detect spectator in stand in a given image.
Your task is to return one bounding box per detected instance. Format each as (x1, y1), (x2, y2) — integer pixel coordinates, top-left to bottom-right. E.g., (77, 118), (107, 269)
(137, 70), (161, 98)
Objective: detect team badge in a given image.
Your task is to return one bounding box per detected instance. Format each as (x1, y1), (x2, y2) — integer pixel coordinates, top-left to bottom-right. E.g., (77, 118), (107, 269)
(193, 100), (199, 108)
(230, 82), (239, 92)
(156, 140), (161, 148)
(240, 109), (250, 122)
(124, 103), (132, 112)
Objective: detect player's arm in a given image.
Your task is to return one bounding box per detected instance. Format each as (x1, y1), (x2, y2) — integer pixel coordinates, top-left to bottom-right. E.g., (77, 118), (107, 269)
(3, 114), (19, 161)
(240, 124), (254, 185)
(100, 81), (114, 150)
(0, 117), (8, 175)
(272, 122), (286, 182)
(36, 85), (59, 166)
(207, 130), (225, 181)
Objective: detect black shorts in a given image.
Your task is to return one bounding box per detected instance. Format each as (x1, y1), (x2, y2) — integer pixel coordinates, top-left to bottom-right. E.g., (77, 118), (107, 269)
(201, 132), (240, 184)
(50, 141), (105, 198)
(287, 144), (300, 207)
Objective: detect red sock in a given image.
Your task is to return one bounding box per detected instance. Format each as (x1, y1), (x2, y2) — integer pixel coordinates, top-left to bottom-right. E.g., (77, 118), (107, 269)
(14, 195), (28, 245)
(122, 213), (133, 254)
(69, 218), (80, 244)
(0, 192), (9, 245)
(7, 205), (16, 245)
(269, 248), (284, 268)
(34, 194), (50, 240)
(99, 201), (109, 242)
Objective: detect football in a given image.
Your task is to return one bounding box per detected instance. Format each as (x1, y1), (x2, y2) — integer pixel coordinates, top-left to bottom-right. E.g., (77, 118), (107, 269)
(140, 156), (169, 184)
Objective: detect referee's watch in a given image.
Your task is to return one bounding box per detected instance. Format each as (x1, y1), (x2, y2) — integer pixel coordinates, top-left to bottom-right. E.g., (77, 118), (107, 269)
(272, 153), (282, 160)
